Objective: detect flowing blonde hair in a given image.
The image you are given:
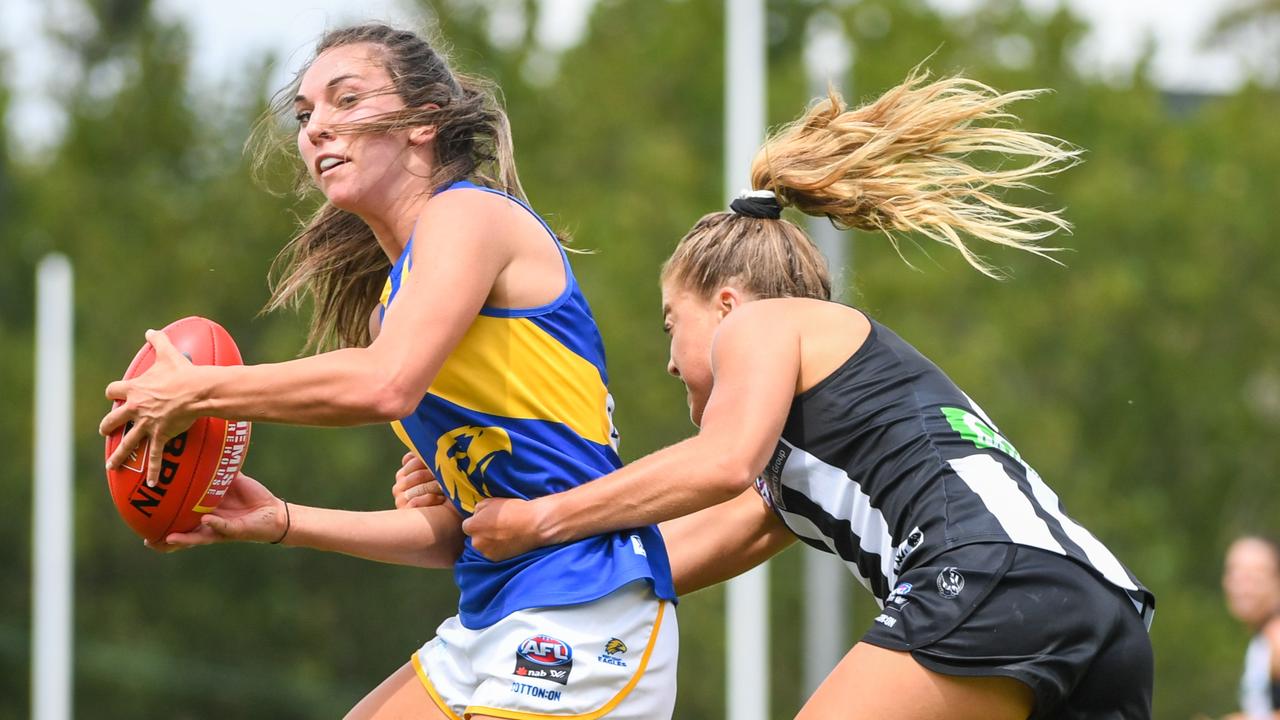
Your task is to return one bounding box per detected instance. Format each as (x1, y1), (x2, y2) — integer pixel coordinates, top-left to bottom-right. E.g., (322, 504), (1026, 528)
(251, 23), (525, 351)
(664, 68), (1079, 299)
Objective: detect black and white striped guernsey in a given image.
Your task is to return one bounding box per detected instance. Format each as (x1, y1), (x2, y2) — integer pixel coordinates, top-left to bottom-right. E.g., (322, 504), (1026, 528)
(753, 315), (1154, 618)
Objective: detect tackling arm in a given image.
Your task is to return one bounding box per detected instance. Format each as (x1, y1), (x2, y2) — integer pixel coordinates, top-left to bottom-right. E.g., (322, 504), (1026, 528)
(660, 487), (796, 596)
(460, 302), (801, 561)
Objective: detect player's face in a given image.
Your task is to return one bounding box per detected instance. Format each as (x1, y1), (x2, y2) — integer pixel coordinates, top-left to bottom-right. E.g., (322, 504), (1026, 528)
(1223, 539), (1280, 627)
(661, 281), (721, 427)
(294, 43), (417, 214)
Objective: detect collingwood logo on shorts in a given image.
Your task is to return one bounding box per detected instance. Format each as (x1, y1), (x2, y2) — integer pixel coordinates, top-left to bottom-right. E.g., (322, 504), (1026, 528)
(597, 637), (629, 668)
(514, 634), (574, 685)
(756, 442), (792, 510)
(936, 567), (965, 599)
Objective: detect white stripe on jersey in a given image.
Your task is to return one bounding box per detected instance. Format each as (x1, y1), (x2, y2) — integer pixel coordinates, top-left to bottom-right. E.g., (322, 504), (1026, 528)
(775, 440), (897, 593)
(958, 398), (1144, 597)
(948, 454), (1066, 554)
(1023, 466), (1140, 592)
(775, 508), (881, 600)
(963, 392), (999, 430)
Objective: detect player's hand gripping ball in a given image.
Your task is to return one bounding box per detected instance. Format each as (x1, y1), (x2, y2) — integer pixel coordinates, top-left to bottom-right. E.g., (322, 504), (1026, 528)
(104, 317), (251, 543)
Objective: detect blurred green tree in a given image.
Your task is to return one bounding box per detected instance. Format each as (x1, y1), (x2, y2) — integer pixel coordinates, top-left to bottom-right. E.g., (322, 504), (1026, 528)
(3, 0), (1278, 717)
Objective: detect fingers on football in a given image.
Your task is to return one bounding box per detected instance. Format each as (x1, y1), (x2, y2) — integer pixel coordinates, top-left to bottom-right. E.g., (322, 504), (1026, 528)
(145, 433), (168, 487)
(146, 329), (183, 361)
(104, 380), (129, 402)
(98, 401), (131, 436)
(105, 422), (148, 471)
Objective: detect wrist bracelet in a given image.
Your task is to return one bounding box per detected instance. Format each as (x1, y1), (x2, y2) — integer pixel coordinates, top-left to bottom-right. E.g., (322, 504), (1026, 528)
(271, 501), (290, 545)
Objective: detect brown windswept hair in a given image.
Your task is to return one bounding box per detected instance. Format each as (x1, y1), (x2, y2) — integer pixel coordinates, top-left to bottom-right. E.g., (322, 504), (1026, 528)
(251, 23), (524, 351)
(664, 68), (1080, 300)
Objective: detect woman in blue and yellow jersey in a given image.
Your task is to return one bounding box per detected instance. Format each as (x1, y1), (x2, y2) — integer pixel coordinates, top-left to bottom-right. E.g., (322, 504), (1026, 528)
(97, 23), (677, 720)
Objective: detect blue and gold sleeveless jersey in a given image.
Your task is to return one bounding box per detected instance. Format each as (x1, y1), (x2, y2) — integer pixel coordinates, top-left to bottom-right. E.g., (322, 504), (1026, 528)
(380, 181), (675, 629)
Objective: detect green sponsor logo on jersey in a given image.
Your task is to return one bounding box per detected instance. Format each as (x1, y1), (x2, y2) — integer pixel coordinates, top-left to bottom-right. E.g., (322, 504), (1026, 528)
(940, 406), (1022, 461)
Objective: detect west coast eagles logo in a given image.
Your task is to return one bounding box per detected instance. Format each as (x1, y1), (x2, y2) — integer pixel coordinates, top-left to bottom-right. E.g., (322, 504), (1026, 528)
(435, 425), (513, 513)
(597, 638), (629, 668)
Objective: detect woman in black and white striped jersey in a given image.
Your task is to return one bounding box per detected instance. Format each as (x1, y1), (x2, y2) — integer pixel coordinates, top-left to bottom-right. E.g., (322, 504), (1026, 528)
(411, 69), (1157, 719)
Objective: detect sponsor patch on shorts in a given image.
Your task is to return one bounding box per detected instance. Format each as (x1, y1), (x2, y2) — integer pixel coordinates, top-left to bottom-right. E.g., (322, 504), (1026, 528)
(514, 634), (574, 685)
(510, 681), (563, 702)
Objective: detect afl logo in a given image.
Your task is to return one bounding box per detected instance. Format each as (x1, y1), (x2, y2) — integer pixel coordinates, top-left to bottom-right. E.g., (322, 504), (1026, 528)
(518, 635), (573, 666)
(514, 634), (574, 685)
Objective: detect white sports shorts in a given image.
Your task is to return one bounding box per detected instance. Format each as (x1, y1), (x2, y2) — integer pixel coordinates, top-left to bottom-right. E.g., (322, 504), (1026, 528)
(412, 580), (677, 719)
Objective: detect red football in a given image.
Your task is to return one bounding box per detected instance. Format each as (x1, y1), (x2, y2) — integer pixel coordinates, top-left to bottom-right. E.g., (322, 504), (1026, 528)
(105, 316), (251, 543)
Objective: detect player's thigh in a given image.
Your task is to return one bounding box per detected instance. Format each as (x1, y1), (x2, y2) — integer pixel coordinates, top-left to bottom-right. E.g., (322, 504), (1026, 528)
(346, 661), (455, 720)
(797, 642), (1034, 720)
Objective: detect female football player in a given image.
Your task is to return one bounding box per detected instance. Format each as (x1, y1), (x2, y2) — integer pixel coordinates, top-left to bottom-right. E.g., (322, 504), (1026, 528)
(453, 71), (1156, 719)
(99, 23), (677, 720)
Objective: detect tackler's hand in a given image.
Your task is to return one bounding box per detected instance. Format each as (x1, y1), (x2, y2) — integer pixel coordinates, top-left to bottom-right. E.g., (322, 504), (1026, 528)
(461, 497), (550, 562)
(100, 329), (202, 488)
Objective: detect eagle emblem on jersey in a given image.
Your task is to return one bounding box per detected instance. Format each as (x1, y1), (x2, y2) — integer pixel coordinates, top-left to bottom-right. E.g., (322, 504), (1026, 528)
(435, 425), (513, 513)
(605, 638), (627, 655)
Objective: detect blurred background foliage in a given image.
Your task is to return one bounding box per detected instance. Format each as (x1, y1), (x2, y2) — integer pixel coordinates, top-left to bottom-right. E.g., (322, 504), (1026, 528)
(2, 0), (1278, 717)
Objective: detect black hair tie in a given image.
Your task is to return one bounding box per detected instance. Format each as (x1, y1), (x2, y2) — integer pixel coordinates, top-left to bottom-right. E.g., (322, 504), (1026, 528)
(729, 189), (782, 220)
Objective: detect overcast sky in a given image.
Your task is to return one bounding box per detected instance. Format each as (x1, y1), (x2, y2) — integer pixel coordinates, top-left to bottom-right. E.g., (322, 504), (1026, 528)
(0, 0), (1260, 154)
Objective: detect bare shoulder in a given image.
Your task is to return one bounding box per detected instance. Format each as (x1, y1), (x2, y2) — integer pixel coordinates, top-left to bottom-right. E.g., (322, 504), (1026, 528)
(715, 298), (801, 345)
(714, 299), (871, 391)
(790, 299), (871, 392)
(409, 186), (536, 264)
(416, 185), (529, 235)
(720, 298), (865, 337)
(429, 184), (523, 209)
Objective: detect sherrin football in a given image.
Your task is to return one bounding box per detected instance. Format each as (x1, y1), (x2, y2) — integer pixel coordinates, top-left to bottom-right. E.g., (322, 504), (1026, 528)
(105, 316), (251, 543)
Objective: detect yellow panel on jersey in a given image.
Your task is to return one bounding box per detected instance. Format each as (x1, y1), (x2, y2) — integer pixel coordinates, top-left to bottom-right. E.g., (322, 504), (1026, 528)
(378, 181), (676, 632)
(429, 315), (613, 447)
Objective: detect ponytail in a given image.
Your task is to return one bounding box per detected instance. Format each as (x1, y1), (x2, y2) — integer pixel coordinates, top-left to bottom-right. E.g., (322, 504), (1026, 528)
(750, 68), (1079, 277)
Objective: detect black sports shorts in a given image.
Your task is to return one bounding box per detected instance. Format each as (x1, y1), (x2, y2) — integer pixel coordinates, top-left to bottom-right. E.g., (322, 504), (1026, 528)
(861, 542), (1153, 719)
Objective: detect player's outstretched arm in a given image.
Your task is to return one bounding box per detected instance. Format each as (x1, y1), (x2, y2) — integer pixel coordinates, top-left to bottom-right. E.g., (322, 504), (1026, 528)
(100, 191), (515, 487)
(276, 502), (463, 569)
(659, 487), (796, 596)
(154, 471), (463, 569)
(463, 303), (799, 561)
